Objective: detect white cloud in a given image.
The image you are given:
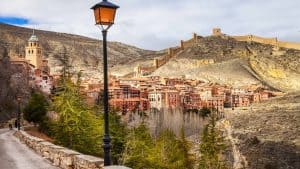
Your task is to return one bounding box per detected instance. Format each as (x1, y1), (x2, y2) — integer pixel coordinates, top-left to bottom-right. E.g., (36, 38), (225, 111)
(0, 0), (300, 50)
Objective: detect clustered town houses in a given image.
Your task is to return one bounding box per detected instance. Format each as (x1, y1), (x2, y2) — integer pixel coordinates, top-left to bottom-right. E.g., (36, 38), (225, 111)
(6, 32), (277, 113)
(7, 31), (53, 94)
(83, 75), (277, 113)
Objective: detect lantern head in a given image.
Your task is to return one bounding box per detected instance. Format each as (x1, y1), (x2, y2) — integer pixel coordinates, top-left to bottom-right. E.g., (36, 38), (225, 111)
(91, 0), (119, 26)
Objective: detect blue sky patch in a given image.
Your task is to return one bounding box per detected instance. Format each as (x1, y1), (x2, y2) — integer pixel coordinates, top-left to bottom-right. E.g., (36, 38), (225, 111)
(0, 17), (29, 25)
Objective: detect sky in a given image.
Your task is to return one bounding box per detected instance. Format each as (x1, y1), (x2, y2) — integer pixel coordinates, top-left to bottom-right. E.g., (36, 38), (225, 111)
(0, 0), (299, 50)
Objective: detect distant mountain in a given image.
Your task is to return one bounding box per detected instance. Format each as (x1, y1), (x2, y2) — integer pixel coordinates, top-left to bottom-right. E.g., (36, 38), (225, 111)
(0, 23), (160, 78)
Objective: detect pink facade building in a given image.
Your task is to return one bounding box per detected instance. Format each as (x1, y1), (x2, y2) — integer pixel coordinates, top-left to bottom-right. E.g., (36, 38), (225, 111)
(205, 96), (224, 112)
(109, 84), (150, 113)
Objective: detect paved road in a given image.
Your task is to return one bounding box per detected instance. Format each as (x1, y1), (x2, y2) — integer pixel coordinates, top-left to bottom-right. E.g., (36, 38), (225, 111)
(0, 128), (59, 169)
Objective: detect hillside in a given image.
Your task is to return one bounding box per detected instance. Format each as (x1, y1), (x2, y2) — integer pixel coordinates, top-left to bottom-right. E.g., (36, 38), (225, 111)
(223, 93), (300, 169)
(150, 35), (300, 92)
(0, 23), (159, 78)
(2, 23), (298, 92)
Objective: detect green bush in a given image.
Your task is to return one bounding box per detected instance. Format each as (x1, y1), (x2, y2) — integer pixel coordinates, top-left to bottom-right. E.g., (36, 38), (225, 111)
(23, 92), (48, 125)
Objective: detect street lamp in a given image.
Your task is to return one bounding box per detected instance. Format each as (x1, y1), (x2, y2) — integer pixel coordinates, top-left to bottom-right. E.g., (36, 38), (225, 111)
(91, 0), (119, 166)
(16, 96), (21, 131)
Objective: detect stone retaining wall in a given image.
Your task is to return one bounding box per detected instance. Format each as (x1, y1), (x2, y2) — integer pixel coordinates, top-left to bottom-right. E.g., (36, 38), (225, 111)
(14, 131), (106, 169)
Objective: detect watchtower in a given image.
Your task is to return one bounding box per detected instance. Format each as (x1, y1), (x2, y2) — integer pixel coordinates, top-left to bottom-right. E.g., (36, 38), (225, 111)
(212, 28), (222, 36)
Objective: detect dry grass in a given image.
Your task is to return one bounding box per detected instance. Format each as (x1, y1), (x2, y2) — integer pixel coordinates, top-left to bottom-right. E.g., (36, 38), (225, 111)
(24, 126), (54, 143)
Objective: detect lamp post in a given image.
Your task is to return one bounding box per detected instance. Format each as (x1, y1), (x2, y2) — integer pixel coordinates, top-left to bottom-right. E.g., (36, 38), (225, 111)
(16, 96), (21, 130)
(91, 0), (119, 166)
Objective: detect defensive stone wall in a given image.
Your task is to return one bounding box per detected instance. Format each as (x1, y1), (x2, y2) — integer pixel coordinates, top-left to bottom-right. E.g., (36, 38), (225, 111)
(278, 41), (300, 50)
(134, 27), (300, 76)
(171, 46), (183, 55)
(134, 33), (200, 76)
(14, 131), (130, 169)
(231, 35), (278, 46)
(181, 39), (196, 49)
(231, 35), (249, 41)
(216, 28), (300, 50)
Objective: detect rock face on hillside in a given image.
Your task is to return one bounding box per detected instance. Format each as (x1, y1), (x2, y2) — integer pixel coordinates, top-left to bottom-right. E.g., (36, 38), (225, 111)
(224, 93), (300, 169)
(150, 36), (300, 92)
(0, 23), (159, 78)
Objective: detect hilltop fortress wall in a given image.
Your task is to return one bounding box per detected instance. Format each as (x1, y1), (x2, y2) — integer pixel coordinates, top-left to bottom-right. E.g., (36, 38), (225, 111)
(134, 28), (300, 77)
(213, 28), (300, 50)
(231, 35), (278, 46)
(278, 41), (300, 50)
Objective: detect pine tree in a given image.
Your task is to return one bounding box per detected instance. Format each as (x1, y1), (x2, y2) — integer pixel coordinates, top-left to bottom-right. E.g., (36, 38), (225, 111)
(109, 110), (128, 164)
(123, 124), (198, 169)
(122, 123), (154, 169)
(50, 73), (103, 156)
(199, 112), (228, 169)
(177, 127), (195, 169)
(150, 129), (184, 169)
(50, 51), (128, 160)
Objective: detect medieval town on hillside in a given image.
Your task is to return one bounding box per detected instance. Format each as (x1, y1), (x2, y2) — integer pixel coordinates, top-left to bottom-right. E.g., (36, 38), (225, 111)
(7, 31), (280, 116)
(1, 1), (299, 169)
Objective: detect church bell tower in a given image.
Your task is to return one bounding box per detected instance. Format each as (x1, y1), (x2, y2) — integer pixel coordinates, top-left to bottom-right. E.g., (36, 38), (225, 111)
(25, 30), (42, 69)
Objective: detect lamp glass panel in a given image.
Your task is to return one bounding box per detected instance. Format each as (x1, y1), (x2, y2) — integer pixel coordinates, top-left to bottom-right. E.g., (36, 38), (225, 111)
(99, 7), (116, 25)
(94, 8), (101, 24)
